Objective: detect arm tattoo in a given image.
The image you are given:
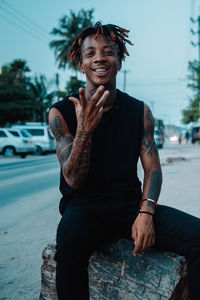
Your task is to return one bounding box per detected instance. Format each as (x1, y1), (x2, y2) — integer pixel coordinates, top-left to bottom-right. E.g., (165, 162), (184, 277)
(64, 130), (91, 188)
(141, 108), (158, 157)
(143, 169), (162, 211)
(50, 116), (64, 140)
(50, 115), (92, 189)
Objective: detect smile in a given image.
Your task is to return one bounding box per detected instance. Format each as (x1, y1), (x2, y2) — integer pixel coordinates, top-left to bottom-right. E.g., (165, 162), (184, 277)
(93, 68), (109, 76)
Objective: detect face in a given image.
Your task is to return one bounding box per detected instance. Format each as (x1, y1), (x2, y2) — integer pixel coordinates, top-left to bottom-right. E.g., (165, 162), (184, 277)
(80, 34), (121, 90)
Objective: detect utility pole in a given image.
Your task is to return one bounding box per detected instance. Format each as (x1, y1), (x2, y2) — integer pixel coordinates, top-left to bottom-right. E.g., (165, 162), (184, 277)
(191, 13), (200, 63)
(191, 10), (200, 124)
(122, 70), (130, 92)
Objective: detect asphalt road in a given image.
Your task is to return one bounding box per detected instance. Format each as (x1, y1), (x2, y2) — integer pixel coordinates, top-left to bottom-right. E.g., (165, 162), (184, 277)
(0, 154), (61, 300)
(0, 155), (59, 209)
(0, 142), (200, 299)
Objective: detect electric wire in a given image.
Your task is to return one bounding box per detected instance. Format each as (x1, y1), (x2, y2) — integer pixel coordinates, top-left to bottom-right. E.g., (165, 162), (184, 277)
(1, 1), (49, 41)
(0, 13), (48, 44)
(0, 0), (49, 44)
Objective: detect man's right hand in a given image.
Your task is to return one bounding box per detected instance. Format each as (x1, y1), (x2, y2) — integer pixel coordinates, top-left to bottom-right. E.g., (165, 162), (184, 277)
(69, 85), (110, 134)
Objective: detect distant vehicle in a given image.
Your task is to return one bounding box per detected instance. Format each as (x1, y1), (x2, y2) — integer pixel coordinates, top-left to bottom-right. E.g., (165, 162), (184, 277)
(0, 128), (36, 157)
(191, 126), (200, 144)
(12, 123), (56, 155)
(154, 119), (165, 148)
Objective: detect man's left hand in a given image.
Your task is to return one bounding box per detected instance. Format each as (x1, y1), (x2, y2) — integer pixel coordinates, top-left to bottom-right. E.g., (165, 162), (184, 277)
(131, 213), (155, 256)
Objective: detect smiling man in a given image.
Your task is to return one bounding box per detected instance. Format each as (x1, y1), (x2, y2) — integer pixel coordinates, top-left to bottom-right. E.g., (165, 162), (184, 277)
(49, 22), (200, 300)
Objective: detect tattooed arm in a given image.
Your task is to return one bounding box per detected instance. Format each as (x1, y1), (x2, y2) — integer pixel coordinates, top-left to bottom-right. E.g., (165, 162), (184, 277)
(49, 86), (110, 190)
(49, 108), (92, 189)
(140, 104), (162, 212)
(132, 104), (162, 256)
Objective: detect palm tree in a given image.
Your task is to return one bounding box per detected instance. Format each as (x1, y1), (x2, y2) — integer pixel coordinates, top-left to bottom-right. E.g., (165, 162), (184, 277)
(10, 59), (30, 82)
(29, 75), (55, 122)
(49, 9), (94, 73)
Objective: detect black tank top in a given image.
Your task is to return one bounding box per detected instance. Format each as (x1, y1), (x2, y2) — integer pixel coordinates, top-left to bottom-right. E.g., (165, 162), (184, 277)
(51, 89), (144, 214)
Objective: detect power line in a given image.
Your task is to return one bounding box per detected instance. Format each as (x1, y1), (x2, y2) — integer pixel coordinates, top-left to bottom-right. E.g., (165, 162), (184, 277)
(0, 2), (49, 42)
(2, 1), (50, 40)
(0, 13), (48, 44)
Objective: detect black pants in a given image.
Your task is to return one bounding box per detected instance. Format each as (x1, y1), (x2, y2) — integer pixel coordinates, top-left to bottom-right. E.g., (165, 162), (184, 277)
(55, 197), (200, 300)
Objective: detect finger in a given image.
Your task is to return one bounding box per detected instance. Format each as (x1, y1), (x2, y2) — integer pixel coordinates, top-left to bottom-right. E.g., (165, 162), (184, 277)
(141, 234), (150, 252)
(131, 225), (137, 241)
(131, 227), (137, 254)
(95, 90), (110, 110)
(68, 96), (79, 107)
(133, 234), (143, 256)
(98, 106), (104, 118)
(79, 88), (87, 108)
(89, 85), (105, 106)
(151, 234), (156, 247)
(147, 235), (153, 248)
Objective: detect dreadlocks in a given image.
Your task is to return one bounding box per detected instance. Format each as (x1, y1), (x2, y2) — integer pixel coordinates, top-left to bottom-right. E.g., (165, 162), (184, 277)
(68, 22), (133, 64)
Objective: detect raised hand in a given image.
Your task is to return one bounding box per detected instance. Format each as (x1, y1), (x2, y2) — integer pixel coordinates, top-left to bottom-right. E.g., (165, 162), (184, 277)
(69, 85), (110, 134)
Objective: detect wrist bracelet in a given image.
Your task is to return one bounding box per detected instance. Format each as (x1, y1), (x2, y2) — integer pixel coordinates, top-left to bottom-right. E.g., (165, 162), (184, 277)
(140, 198), (158, 208)
(138, 210), (154, 216)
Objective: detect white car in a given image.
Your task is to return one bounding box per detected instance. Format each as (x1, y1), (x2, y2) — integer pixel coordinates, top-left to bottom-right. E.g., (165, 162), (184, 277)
(0, 128), (36, 157)
(154, 130), (165, 149)
(12, 124), (56, 155)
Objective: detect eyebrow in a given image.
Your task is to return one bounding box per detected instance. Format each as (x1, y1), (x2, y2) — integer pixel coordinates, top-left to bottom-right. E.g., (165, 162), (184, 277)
(83, 45), (116, 52)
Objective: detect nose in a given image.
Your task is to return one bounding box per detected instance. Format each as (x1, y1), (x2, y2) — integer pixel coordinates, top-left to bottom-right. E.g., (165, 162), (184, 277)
(94, 50), (106, 63)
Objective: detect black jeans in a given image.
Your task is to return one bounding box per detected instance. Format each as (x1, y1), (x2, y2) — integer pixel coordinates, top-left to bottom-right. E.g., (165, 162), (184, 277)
(55, 198), (200, 300)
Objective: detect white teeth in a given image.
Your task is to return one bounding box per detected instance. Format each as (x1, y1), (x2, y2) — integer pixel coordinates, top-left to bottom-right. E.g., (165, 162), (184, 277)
(94, 69), (107, 72)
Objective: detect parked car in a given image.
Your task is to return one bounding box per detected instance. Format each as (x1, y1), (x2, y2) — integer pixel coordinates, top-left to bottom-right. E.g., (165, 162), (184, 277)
(191, 126), (200, 144)
(154, 130), (165, 148)
(154, 119), (165, 148)
(12, 124), (56, 155)
(0, 128), (36, 157)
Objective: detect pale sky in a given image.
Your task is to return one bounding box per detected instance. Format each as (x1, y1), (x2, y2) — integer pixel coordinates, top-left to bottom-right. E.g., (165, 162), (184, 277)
(0, 0), (199, 125)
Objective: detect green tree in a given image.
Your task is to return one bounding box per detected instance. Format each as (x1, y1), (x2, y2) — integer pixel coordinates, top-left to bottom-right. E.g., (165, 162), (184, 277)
(50, 9), (94, 72)
(66, 76), (86, 95)
(29, 75), (55, 122)
(182, 60), (200, 124)
(0, 59), (34, 126)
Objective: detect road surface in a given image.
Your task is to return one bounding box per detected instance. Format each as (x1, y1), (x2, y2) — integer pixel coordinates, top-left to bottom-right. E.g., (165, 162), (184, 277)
(0, 142), (200, 299)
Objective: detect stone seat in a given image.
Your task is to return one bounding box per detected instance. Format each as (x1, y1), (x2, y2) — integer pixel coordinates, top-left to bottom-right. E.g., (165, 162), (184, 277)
(39, 239), (189, 300)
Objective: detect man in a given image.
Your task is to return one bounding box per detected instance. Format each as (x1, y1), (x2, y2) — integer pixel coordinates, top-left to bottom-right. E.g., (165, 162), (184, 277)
(49, 22), (200, 300)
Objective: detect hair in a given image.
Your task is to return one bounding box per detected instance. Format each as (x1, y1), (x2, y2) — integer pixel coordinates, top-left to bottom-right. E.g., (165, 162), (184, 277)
(68, 22), (133, 64)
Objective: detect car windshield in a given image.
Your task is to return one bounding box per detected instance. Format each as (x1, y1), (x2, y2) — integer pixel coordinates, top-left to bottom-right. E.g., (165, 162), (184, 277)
(20, 130), (31, 137)
(27, 129), (44, 136)
(9, 130), (20, 137)
(0, 130), (7, 137)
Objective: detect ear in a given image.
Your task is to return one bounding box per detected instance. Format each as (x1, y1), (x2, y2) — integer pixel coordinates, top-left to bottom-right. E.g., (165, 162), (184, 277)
(79, 62), (84, 73)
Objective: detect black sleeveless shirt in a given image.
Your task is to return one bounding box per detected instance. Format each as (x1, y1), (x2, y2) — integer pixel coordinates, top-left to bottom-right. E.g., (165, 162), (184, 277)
(51, 89), (144, 214)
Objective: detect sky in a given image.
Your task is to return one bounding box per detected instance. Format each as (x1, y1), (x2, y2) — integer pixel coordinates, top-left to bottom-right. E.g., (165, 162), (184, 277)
(0, 0), (199, 126)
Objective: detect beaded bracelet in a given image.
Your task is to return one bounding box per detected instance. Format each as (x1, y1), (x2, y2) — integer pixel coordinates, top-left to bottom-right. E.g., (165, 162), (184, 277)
(138, 210), (154, 216)
(140, 198), (158, 208)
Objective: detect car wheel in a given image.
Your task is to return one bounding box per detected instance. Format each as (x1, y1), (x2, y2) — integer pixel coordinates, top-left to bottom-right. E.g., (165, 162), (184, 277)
(35, 146), (43, 155)
(3, 146), (15, 157)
